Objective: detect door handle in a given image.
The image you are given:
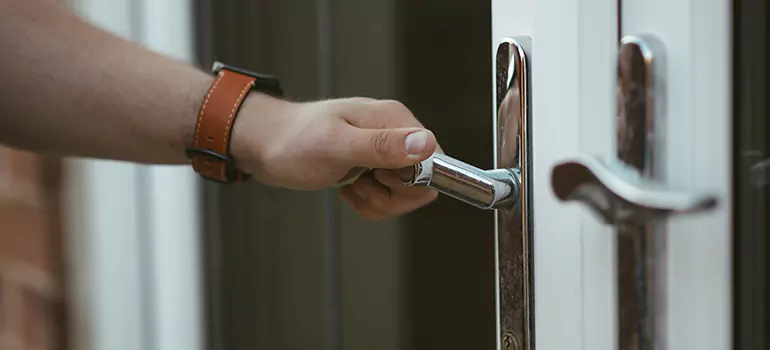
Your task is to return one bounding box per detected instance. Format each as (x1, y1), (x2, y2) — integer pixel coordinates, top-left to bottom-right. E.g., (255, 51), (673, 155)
(399, 152), (520, 210)
(399, 34), (531, 213)
(403, 37), (534, 350)
(549, 36), (717, 350)
(550, 155), (717, 225)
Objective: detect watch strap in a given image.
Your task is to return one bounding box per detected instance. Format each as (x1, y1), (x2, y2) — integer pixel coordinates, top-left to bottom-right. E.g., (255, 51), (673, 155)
(187, 63), (283, 183)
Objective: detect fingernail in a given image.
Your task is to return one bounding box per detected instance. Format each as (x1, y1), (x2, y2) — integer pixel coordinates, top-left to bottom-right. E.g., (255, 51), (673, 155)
(405, 130), (428, 156)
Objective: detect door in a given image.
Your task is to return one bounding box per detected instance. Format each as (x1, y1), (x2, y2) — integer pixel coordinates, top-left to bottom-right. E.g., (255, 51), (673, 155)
(195, 0), (746, 349)
(487, 0), (732, 349)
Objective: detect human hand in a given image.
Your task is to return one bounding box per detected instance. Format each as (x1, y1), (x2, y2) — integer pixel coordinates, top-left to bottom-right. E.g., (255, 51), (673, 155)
(231, 94), (440, 220)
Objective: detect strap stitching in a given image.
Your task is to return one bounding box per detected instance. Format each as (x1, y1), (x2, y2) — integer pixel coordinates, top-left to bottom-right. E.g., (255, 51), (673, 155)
(223, 80), (256, 154)
(194, 71), (225, 148)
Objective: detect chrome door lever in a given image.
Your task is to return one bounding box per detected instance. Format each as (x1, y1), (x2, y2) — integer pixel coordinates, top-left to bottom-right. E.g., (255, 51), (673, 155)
(551, 155), (717, 225)
(400, 152), (520, 210)
(550, 35), (717, 350)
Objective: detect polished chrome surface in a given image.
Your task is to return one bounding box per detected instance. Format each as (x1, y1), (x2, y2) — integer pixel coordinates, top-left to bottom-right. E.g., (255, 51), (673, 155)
(551, 155), (717, 225)
(494, 37), (532, 350)
(550, 36), (717, 350)
(402, 153), (519, 210)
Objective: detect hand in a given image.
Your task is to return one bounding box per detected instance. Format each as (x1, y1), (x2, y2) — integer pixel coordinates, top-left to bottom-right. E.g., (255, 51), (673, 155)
(231, 94), (440, 220)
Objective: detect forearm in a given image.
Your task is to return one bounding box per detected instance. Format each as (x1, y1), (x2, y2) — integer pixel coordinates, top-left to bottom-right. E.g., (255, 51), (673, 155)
(0, 0), (213, 164)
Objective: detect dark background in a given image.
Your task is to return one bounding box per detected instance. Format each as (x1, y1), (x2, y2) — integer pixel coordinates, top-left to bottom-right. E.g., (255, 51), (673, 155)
(733, 0), (769, 349)
(193, 1), (495, 349)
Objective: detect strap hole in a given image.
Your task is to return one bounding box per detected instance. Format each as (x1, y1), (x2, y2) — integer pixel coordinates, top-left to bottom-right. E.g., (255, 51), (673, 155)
(207, 136), (215, 142)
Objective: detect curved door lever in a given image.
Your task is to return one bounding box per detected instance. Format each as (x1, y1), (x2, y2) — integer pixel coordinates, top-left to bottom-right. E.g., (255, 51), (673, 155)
(550, 35), (718, 350)
(551, 155), (717, 225)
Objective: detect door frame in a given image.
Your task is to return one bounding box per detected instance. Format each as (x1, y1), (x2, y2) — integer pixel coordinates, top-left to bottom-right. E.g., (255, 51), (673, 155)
(493, 0), (733, 349)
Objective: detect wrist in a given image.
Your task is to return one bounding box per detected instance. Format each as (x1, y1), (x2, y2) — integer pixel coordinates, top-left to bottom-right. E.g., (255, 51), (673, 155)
(229, 92), (295, 175)
(187, 62), (284, 183)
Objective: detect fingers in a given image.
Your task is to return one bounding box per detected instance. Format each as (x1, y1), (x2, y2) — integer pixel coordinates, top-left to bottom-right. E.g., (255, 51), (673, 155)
(333, 98), (439, 220)
(341, 99), (425, 129)
(329, 98), (441, 170)
(340, 183), (392, 221)
(338, 126), (438, 169)
(373, 169), (431, 198)
(340, 173), (438, 220)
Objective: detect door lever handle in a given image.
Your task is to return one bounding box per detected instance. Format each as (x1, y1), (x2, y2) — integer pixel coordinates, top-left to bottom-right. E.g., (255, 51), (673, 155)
(549, 35), (717, 350)
(399, 152), (521, 210)
(403, 37), (534, 350)
(551, 155), (717, 225)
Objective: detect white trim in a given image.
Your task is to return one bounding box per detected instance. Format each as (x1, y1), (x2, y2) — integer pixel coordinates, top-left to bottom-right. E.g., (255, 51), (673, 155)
(575, 2), (617, 350)
(530, 0), (586, 348)
(144, 166), (203, 350)
(139, 0), (203, 348)
(622, 0), (733, 348)
(64, 159), (146, 350)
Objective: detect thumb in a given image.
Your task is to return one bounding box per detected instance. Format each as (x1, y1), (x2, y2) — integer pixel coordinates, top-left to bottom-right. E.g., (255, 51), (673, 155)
(344, 127), (437, 169)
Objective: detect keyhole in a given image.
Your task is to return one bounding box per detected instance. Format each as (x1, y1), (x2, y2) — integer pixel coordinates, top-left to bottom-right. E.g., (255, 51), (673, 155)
(502, 333), (519, 350)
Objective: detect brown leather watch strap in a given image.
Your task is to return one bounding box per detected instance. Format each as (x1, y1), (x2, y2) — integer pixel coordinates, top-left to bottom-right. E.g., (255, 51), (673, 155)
(187, 63), (283, 183)
(189, 70), (255, 182)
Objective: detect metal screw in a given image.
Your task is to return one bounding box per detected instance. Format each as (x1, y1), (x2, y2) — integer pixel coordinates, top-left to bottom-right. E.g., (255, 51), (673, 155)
(502, 332), (520, 350)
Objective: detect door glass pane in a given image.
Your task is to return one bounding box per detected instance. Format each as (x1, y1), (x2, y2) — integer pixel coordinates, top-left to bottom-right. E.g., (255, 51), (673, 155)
(195, 1), (494, 349)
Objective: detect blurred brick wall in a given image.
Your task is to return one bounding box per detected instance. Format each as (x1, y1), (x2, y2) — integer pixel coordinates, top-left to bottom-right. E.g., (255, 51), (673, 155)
(0, 148), (66, 350)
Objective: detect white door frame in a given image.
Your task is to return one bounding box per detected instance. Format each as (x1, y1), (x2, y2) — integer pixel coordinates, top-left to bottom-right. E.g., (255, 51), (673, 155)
(493, 0), (732, 349)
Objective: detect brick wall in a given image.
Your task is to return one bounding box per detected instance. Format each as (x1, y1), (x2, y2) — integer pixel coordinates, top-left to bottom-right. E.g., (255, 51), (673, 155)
(0, 147), (66, 350)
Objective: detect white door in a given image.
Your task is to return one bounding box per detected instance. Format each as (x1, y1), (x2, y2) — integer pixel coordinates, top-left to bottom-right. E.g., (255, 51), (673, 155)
(491, 0), (732, 349)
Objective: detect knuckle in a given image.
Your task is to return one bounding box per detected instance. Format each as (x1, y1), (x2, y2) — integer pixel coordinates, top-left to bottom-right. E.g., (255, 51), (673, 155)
(349, 97), (376, 104)
(379, 100), (423, 127)
(380, 99), (409, 113)
(369, 131), (391, 157)
(380, 100), (412, 117)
